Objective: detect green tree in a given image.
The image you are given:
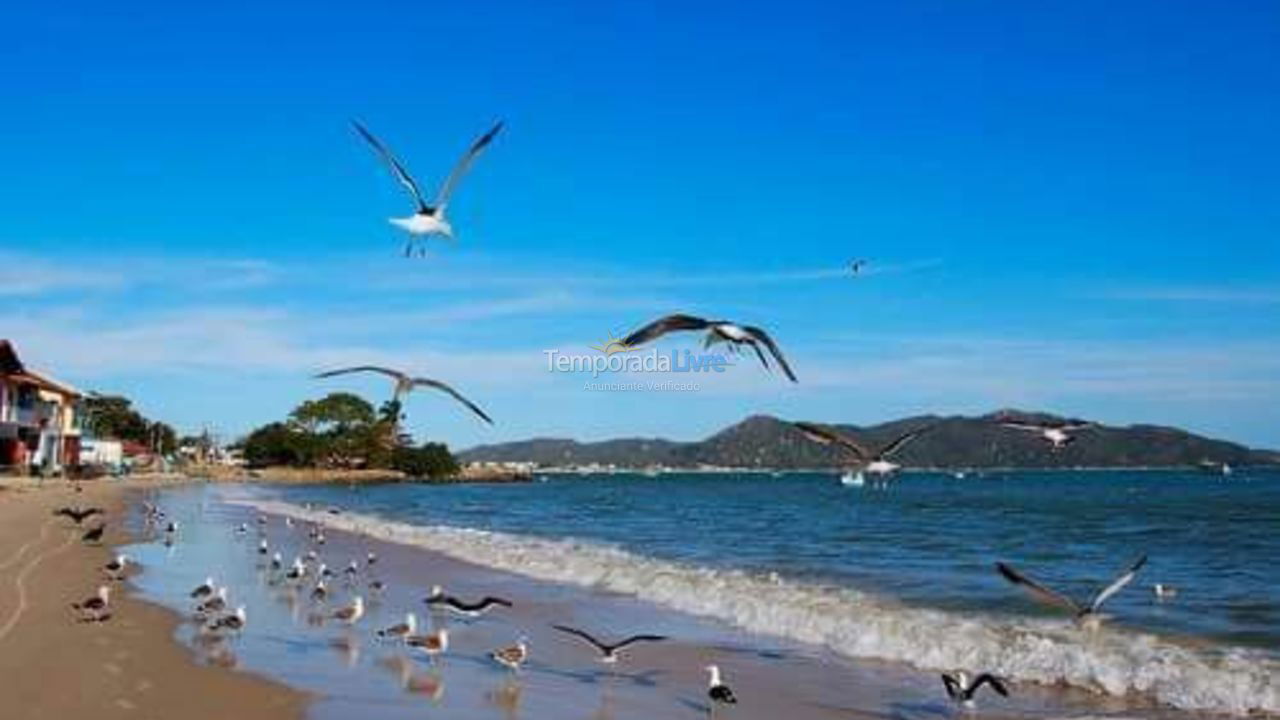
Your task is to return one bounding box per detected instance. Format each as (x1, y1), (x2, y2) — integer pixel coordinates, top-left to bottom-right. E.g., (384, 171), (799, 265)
(241, 422), (310, 468)
(391, 441), (459, 479)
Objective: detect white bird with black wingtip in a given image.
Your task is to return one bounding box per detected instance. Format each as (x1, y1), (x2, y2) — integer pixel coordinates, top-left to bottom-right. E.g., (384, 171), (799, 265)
(551, 624), (667, 664)
(621, 313), (797, 382)
(996, 555), (1147, 630)
(705, 665), (738, 707)
(793, 420), (936, 478)
(352, 119), (503, 256)
(941, 671), (1008, 709)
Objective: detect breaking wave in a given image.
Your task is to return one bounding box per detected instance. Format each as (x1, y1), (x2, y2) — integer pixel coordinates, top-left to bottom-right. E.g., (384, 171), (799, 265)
(236, 498), (1279, 716)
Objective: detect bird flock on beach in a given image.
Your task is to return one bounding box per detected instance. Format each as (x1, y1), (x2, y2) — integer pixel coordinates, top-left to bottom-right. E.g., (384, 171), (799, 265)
(46, 118), (1182, 718)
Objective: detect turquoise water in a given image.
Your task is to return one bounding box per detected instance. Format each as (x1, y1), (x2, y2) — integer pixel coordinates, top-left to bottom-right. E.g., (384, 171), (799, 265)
(268, 470), (1280, 652)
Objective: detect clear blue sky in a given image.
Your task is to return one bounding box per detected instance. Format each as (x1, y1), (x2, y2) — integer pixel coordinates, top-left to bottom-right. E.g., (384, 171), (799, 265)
(2, 1), (1278, 449)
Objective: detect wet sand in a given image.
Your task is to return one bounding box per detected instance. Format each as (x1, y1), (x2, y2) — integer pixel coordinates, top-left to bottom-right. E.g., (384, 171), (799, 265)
(0, 477), (304, 720)
(119, 483), (1169, 720)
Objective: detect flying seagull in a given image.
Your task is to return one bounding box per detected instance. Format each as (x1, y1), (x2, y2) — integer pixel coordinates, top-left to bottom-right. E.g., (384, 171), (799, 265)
(792, 421), (934, 475)
(705, 665), (738, 706)
(996, 555), (1147, 630)
(352, 119), (503, 257)
(551, 624), (667, 664)
(941, 671), (1009, 708)
(996, 415), (1094, 449)
(621, 314), (797, 382)
(424, 591), (513, 618)
(314, 366), (493, 424)
(54, 506), (104, 525)
(849, 259), (867, 275)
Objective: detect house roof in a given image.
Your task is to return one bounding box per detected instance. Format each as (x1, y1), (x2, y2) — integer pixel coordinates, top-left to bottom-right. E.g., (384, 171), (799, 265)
(0, 340), (23, 375)
(0, 340), (83, 397)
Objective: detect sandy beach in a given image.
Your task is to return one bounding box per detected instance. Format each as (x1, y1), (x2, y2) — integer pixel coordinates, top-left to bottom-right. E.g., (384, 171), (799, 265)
(0, 477), (304, 720)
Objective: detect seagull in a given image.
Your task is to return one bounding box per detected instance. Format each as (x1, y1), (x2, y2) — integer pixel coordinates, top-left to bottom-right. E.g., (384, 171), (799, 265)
(850, 259), (867, 275)
(190, 577), (216, 600)
(310, 580), (329, 603)
(376, 612), (417, 641)
(1153, 583), (1178, 600)
(425, 592), (513, 618)
(621, 313), (797, 382)
(257, 539), (269, 556)
(941, 671), (1009, 708)
(54, 506), (104, 524)
(285, 558), (306, 582)
(81, 523), (106, 544)
(208, 606), (247, 634)
(313, 366), (493, 423)
(365, 551), (377, 568)
(71, 585), (111, 622)
(269, 552), (283, 572)
(551, 625), (667, 664)
(705, 665), (738, 707)
(352, 119), (503, 256)
(102, 554), (129, 581)
(197, 587), (229, 616)
(406, 628), (449, 661)
(996, 416), (1094, 449)
(793, 421), (935, 475)
(331, 596), (365, 626)
(996, 555), (1147, 630)
(490, 637), (528, 671)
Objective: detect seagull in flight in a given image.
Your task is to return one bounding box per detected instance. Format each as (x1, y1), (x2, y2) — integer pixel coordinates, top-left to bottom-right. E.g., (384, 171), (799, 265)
(849, 259), (867, 275)
(551, 624), (667, 664)
(792, 421), (934, 475)
(941, 671), (1009, 709)
(352, 119), (503, 257)
(996, 555), (1147, 630)
(621, 314), (797, 382)
(314, 365), (493, 424)
(996, 415), (1094, 449)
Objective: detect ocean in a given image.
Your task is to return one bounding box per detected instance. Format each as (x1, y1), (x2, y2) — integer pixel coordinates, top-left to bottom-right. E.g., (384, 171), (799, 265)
(126, 469), (1280, 718)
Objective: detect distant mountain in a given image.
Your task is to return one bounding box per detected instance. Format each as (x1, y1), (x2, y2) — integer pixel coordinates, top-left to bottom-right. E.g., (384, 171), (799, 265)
(458, 410), (1279, 469)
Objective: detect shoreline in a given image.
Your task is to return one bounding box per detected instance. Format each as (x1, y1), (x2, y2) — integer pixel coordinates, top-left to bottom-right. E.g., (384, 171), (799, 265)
(0, 476), (306, 720)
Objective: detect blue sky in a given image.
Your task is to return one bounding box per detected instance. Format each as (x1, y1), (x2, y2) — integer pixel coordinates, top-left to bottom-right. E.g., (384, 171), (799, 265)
(2, 1), (1278, 449)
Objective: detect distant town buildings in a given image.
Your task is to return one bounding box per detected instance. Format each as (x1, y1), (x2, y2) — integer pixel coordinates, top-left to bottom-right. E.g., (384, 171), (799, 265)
(0, 340), (83, 473)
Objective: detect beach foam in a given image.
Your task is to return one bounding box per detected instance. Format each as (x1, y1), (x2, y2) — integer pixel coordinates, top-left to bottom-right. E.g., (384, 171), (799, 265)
(235, 498), (1280, 716)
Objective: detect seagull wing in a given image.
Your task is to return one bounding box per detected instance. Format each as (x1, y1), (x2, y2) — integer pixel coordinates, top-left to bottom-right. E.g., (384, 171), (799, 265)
(433, 121), (504, 211)
(999, 422), (1044, 433)
(1057, 422), (1094, 432)
(314, 365), (406, 381)
(621, 314), (712, 348)
(352, 121), (429, 212)
(792, 422), (869, 460)
(610, 634), (668, 650)
(551, 624), (607, 652)
(996, 562), (1083, 614)
(876, 424), (936, 460)
(409, 378), (494, 424)
(742, 325), (797, 382)
(970, 673), (1009, 697)
(940, 673), (962, 700)
(1089, 554), (1147, 611)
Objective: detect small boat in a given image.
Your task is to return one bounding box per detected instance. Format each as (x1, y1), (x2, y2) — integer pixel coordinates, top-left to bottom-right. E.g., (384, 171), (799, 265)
(840, 470), (865, 487)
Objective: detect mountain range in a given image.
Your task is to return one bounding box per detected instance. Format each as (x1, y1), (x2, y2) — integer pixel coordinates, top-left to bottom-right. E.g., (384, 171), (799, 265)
(458, 411), (1279, 469)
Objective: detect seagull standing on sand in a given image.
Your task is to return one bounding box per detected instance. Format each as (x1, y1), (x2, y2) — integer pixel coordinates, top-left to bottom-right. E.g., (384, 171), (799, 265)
(551, 625), (667, 664)
(406, 628), (449, 661)
(352, 119), (504, 256)
(190, 577), (216, 600)
(996, 416), (1094, 449)
(490, 637), (528, 671)
(941, 671), (1009, 708)
(72, 585), (111, 622)
(621, 314), (797, 382)
(793, 421), (935, 476)
(331, 596), (365, 626)
(314, 366), (494, 424)
(103, 554), (129, 581)
(705, 665), (738, 707)
(996, 555), (1147, 630)
(376, 612), (417, 641)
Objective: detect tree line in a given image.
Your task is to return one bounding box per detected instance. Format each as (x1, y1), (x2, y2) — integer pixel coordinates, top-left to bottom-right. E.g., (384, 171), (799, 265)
(237, 392), (458, 479)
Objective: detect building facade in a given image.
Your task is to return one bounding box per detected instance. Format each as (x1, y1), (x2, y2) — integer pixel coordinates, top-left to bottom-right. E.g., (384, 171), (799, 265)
(0, 340), (83, 473)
